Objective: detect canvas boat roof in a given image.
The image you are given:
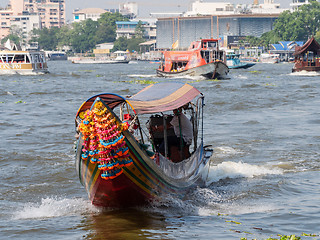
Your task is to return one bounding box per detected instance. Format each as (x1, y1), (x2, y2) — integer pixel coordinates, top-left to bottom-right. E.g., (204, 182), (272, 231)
(76, 82), (201, 118)
(127, 82), (201, 114)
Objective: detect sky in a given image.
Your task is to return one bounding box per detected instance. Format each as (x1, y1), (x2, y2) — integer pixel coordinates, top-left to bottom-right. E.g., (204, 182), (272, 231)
(0, 0), (292, 21)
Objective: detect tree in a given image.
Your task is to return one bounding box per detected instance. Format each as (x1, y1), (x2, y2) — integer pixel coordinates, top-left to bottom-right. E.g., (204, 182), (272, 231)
(134, 21), (145, 39)
(127, 37), (145, 52)
(70, 19), (98, 53)
(112, 37), (128, 51)
(95, 12), (128, 44)
(274, 2), (320, 41)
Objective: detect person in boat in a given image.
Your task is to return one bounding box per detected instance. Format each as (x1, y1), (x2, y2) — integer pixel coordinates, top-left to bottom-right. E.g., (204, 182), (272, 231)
(155, 106), (193, 162)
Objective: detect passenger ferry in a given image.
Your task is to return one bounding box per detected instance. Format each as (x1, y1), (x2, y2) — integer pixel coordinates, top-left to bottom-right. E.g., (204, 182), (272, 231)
(157, 39), (229, 79)
(0, 50), (49, 75)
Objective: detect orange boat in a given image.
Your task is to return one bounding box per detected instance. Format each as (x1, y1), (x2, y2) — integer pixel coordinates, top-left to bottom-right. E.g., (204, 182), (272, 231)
(157, 39), (229, 79)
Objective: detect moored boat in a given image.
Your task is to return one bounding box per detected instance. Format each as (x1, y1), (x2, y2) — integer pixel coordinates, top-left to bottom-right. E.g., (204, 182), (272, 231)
(226, 53), (255, 69)
(259, 53), (280, 64)
(71, 51), (129, 64)
(292, 36), (320, 73)
(156, 39), (229, 79)
(46, 51), (67, 61)
(74, 82), (213, 208)
(0, 50), (49, 75)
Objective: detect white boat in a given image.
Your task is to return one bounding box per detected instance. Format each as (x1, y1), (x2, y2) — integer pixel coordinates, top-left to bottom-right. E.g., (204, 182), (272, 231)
(71, 51), (130, 64)
(0, 50), (49, 75)
(259, 53), (280, 64)
(46, 51), (67, 61)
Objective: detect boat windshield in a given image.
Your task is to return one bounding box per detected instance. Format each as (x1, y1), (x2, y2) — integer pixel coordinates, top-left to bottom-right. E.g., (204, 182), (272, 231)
(207, 41), (217, 48)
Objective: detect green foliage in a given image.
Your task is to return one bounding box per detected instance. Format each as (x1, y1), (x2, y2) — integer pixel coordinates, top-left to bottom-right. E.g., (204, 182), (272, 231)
(274, 1), (320, 41)
(112, 37), (129, 52)
(31, 27), (60, 50)
(1, 34), (20, 45)
(70, 19), (98, 53)
(95, 12), (128, 44)
(113, 36), (145, 52)
(135, 20), (145, 39)
(30, 12), (129, 53)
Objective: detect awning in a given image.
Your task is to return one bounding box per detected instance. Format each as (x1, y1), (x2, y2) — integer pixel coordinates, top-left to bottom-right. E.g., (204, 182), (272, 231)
(127, 82), (201, 114)
(139, 40), (156, 46)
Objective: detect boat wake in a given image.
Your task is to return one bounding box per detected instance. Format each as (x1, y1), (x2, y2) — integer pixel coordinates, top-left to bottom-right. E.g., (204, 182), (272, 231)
(206, 161), (283, 186)
(128, 74), (157, 78)
(13, 197), (100, 220)
(290, 71), (320, 76)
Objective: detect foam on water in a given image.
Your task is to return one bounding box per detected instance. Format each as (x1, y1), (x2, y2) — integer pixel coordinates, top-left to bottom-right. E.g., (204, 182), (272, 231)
(289, 70), (320, 77)
(206, 161), (283, 186)
(128, 74), (157, 78)
(213, 146), (243, 158)
(13, 197), (100, 220)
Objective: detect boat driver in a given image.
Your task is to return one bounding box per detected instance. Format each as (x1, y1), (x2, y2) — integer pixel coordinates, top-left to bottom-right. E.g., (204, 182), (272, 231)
(157, 106), (193, 162)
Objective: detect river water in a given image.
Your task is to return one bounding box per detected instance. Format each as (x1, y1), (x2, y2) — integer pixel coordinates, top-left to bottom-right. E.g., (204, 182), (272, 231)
(0, 61), (319, 240)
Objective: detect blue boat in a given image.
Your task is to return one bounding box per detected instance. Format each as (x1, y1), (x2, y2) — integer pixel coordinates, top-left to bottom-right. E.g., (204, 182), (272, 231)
(226, 53), (255, 69)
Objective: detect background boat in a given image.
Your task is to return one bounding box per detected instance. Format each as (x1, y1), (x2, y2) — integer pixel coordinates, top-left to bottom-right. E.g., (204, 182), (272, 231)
(292, 36), (320, 73)
(157, 39), (229, 79)
(226, 53), (255, 69)
(0, 50), (49, 75)
(259, 53), (280, 64)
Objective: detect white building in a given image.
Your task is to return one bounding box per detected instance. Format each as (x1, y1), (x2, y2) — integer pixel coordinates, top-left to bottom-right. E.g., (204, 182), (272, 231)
(290, 0), (319, 11)
(119, 2), (138, 19)
(10, 13), (41, 42)
(251, 0), (286, 14)
(184, 1), (235, 16)
(72, 8), (107, 22)
(184, 0), (287, 16)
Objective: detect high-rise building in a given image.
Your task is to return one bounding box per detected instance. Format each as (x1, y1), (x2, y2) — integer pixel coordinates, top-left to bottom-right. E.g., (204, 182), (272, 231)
(10, 0), (65, 28)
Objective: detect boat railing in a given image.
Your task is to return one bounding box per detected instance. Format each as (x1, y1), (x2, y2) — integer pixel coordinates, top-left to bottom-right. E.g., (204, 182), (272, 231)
(295, 57), (320, 67)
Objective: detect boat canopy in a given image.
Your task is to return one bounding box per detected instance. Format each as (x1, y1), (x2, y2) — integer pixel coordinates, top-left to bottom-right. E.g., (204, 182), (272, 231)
(127, 82), (201, 114)
(294, 37), (320, 56)
(76, 82), (201, 118)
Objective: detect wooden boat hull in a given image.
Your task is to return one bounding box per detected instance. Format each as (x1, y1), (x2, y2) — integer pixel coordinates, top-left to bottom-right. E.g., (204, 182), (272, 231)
(76, 134), (212, 208)
(156, 61), (229, 79)
(292, 66), (320, 73)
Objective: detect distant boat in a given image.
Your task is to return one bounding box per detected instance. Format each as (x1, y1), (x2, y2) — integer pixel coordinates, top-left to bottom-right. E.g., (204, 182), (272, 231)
(47, 51), (67, 61)
(0, 50), (49, 75)
(156, 39), (229, 79)
(71, 51), (129, 64)
(226, 53), (255, 69)
(259, 53), (280, 64)
(292, 36), (320, 73)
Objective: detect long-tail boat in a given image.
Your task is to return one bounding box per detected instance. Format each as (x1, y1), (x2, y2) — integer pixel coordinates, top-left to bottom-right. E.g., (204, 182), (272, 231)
(74, 82), (213, 208)
(156, 39), (229, 79)
(292, 36), (320, 73)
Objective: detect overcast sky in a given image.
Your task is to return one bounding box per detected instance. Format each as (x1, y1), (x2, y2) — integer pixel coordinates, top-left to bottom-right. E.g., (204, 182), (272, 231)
(0, 0), (292, 21)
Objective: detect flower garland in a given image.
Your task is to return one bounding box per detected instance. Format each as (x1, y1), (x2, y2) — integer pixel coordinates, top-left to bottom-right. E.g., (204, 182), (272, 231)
(78, 101), (133, 180)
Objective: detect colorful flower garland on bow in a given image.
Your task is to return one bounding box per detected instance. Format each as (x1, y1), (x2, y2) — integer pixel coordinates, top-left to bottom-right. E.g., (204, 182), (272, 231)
(79, 100), (133, 180)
